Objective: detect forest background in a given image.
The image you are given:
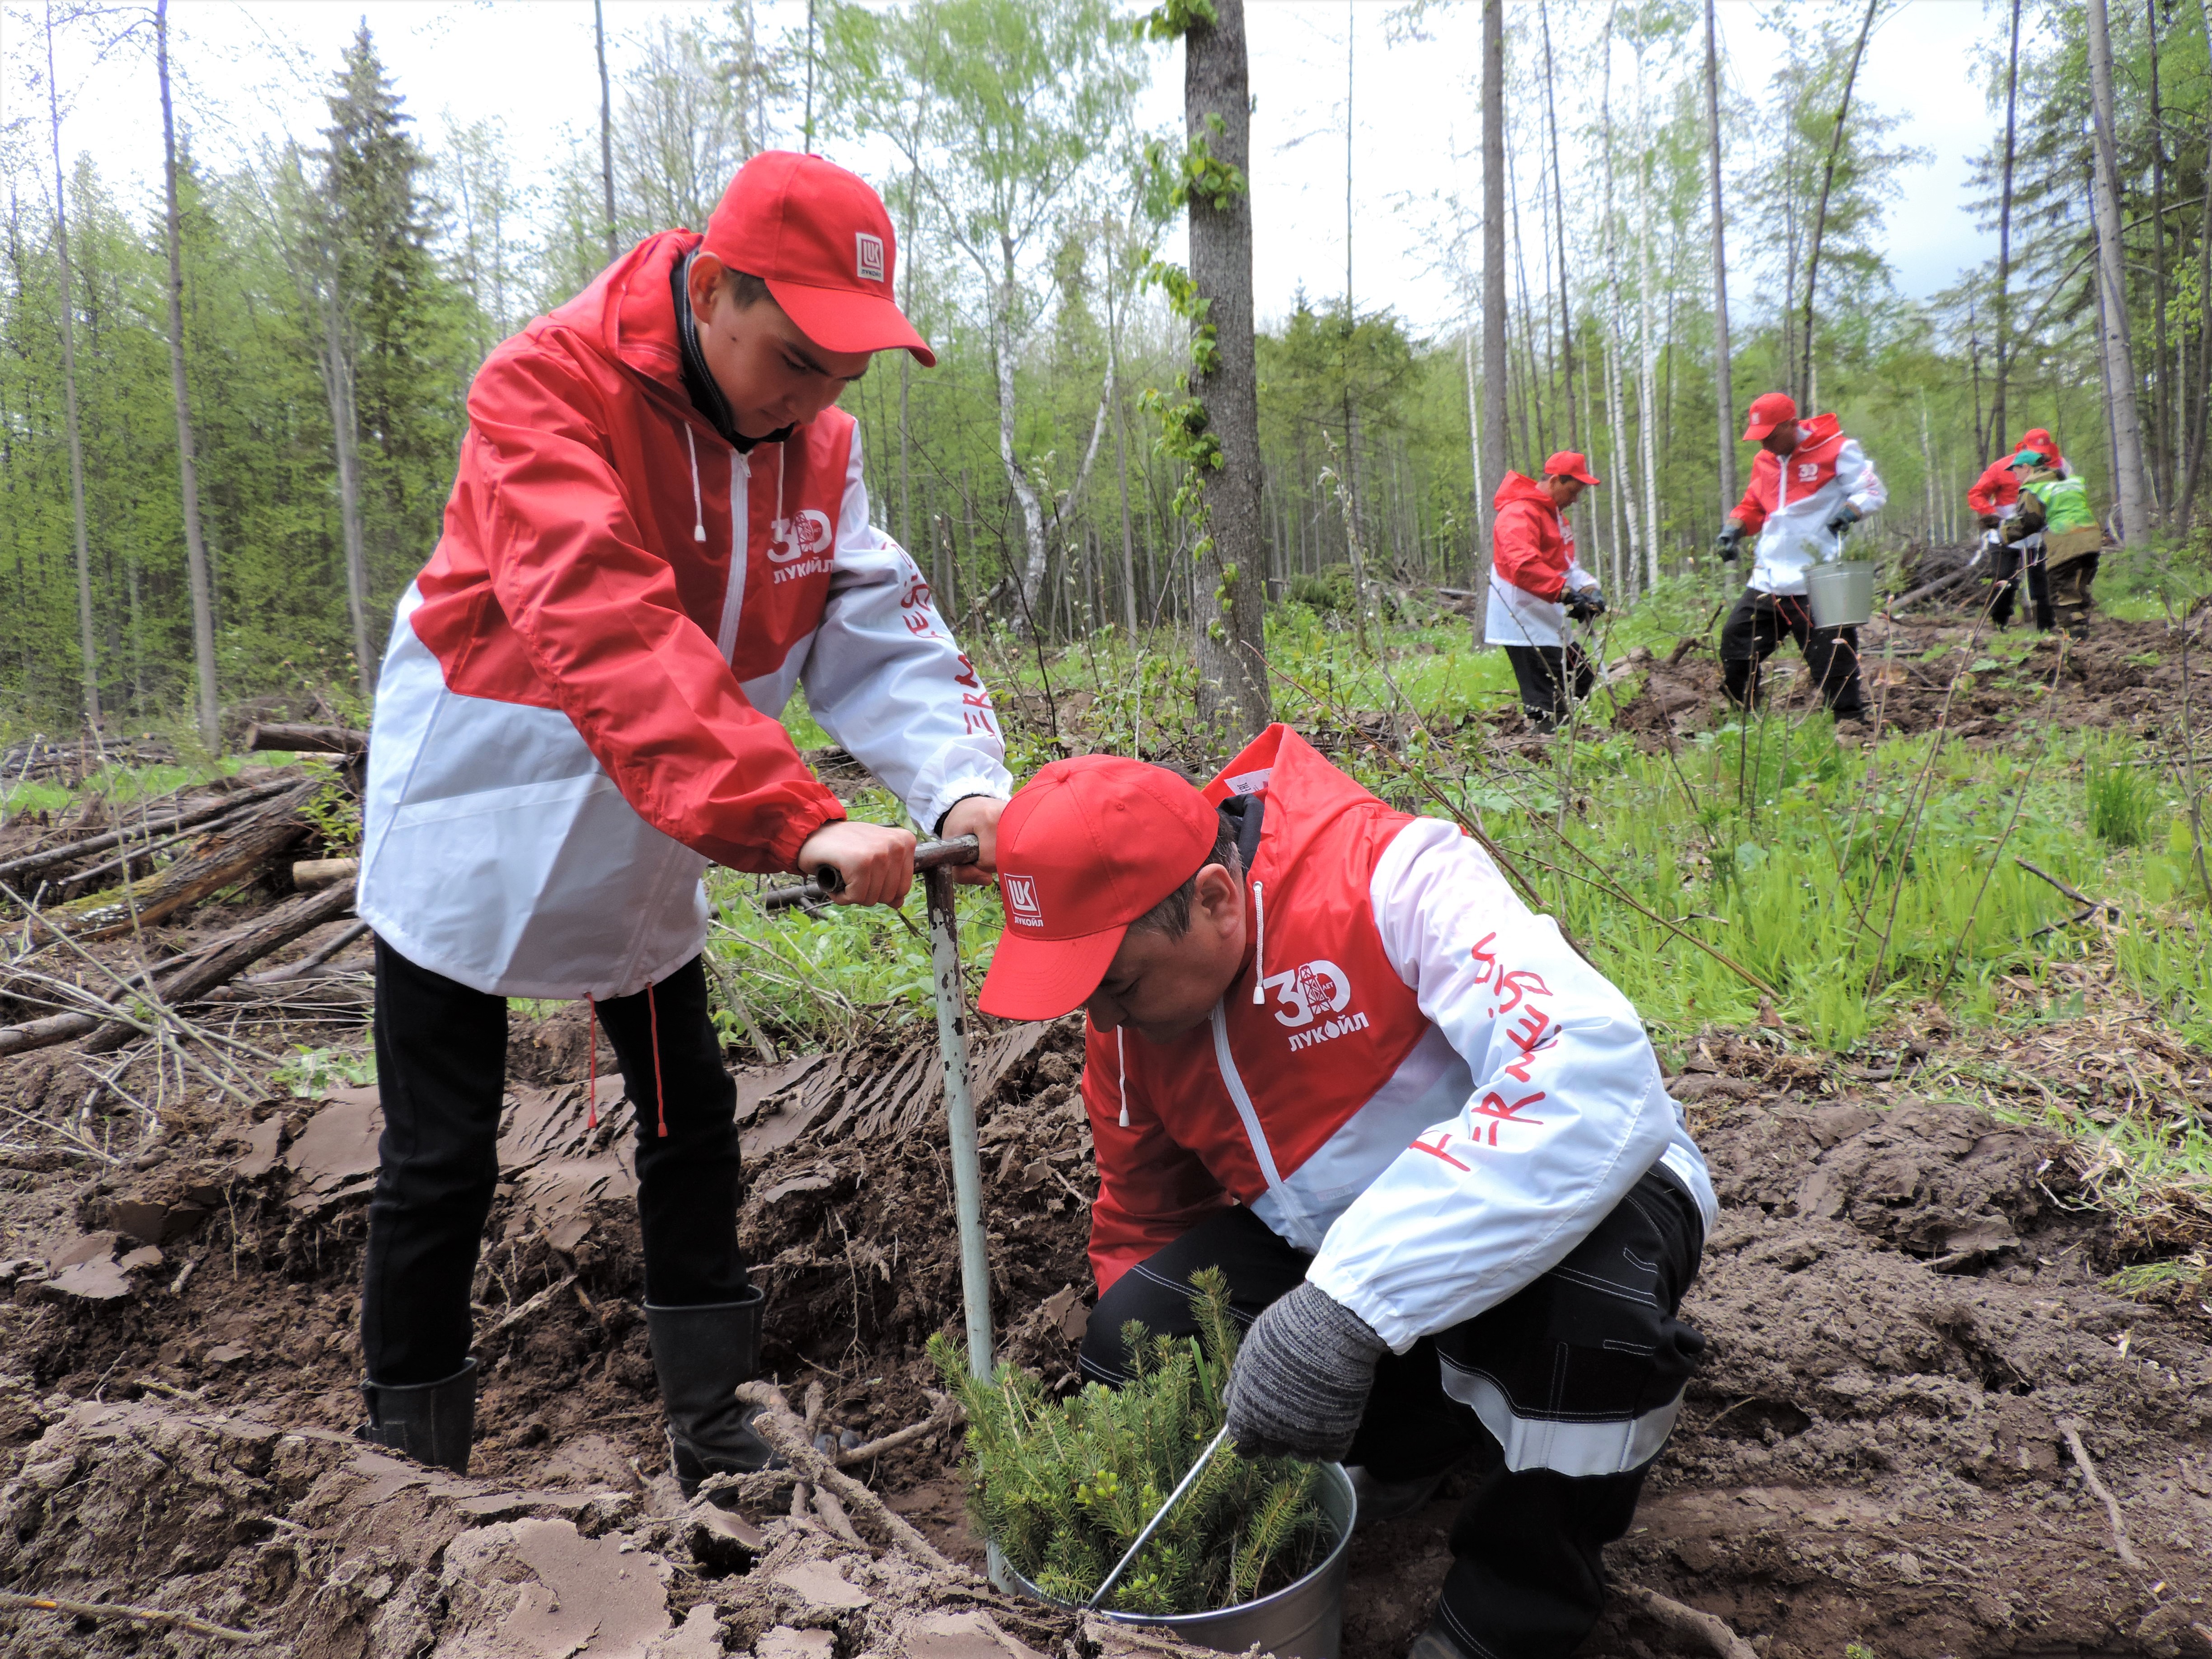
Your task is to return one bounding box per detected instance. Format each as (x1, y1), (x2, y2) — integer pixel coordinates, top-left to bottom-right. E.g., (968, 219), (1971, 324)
(2, 0), (2208, 737)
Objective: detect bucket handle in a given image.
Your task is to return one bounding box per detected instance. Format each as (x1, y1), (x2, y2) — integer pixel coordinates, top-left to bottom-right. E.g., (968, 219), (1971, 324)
(1087, 1425), (1233, 1610)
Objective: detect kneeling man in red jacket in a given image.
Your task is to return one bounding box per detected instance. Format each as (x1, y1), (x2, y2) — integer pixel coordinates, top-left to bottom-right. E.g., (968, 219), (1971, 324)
(976, 727), (1714, 1659)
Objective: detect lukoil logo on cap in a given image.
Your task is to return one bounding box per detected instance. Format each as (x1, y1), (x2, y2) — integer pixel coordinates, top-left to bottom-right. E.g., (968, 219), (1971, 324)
(855, 232), (886, 284)
(1004, 874), (1043, 928)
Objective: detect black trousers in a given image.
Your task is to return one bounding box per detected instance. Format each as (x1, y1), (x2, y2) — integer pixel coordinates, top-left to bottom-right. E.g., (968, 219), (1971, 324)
(361, 940), (749, 1386)
(1719, 588), (1865, 716)
(1503, 644), (1595, 727)
(1079, 1168), (1706, 1659)
(1987, 542), (2053, 631)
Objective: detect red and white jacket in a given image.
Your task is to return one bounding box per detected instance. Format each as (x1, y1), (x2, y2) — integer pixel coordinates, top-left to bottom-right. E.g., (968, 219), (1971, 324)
(1083, 726), (1714, 1351)
(1966, 432), (2071, 520)
(358, 232), (1009, 1000)
(1483, 473), (1598, 651)
(1732, 414), (1887, 596)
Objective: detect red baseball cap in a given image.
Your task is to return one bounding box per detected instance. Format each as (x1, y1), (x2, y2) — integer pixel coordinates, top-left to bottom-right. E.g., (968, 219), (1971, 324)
(976, 757), (1221, 1022)
(1742, 392), (1799, 441)
(1543, 450), (1602, 487)
(703, 151), (936, 366)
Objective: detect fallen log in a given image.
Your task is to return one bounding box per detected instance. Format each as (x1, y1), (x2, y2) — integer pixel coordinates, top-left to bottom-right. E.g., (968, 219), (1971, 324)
(244, 722), (366, 756)
(291, 858), (358, 892)
(83, 881), (358, 1053)
(1890, 554), (1986, 613)
(0, 773), (303, 887)
(16, 780), (318, 950)
(0, 882), (359, 1058)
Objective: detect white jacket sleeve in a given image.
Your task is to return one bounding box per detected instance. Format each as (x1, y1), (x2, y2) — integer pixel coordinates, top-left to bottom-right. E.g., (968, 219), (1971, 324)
(1839, 439), (1887, 520)
(1305, 819), (1680, 1352)
(801, 429), (1012, 832)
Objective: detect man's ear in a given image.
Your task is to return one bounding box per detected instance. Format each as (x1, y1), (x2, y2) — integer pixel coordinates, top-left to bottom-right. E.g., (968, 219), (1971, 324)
(1192, 862), (1242, 934)
(687, 251), (727, 321)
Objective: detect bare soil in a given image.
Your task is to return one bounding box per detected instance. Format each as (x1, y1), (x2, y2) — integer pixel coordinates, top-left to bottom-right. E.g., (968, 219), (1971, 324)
(2, 689), (2210, 1655)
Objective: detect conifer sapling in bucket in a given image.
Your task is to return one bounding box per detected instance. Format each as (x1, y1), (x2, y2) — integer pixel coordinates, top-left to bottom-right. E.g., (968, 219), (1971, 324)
(930, 1268), (1336, 1616)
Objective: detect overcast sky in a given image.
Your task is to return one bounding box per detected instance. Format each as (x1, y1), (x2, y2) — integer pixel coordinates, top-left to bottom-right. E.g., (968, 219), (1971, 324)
(12, 0), (2009, 337)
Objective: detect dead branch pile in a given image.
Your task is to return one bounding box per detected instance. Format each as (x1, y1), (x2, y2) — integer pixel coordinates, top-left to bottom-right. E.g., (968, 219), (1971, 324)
(0, 733), (372, 1095)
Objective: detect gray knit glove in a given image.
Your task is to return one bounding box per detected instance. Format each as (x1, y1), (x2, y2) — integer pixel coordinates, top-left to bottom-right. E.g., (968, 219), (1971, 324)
(1224, 1282), (1388, 1463)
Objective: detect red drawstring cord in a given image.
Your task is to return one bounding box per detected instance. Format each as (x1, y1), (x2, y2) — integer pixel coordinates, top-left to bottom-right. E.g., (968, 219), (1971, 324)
(647, 979), (668, 1138)
(585, 994), (598, 1131)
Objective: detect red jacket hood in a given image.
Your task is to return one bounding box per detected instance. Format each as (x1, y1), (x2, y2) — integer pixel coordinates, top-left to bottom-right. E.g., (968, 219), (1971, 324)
(1797, 412), (1843, 449)
(1492, 472), (1556, 513)
(539, 230), (701, 401)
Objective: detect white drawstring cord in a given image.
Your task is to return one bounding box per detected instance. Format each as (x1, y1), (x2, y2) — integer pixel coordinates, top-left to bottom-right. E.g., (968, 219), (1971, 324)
(1116, 1027), (1129, 1128)
(684, 426), (706, 541)
(1250, 881), (1267, 1003)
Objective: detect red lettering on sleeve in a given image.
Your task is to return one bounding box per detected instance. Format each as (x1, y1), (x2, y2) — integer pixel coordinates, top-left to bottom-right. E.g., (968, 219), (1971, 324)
(1411, 1131), (1470, 1172)
(1469, 932), (1498, 986)
(1494, 968), (1552, 1015)
(1471, 1089), (1548, 1145)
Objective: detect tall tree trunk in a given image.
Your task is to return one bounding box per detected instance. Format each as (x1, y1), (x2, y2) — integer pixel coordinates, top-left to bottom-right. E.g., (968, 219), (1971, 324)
(595, 0), (616, 262)
(2143, 0), (2172, 506)
(1462, 323), (1484, 602)
(898, 166), (916, 553)
(44, 6), (99, 731)
(157, 0), (219, 752)
(2085, 0), (2153, 542)
(994, 238), (1051, 628)
(2176, 0), (2212, 530)
(1990, 0), (2021, 462)
(1539, 0), (1577, 448)
(1478, 0), (1509, 601)
(1601, 23), (1640, 587)
(1633, 48), (1661, 590)
(1798, 0), (1879, 402)
(1703, 0), (1736, 520)
(1113, 332), (1138, 636)
(317, 282), (375, 700)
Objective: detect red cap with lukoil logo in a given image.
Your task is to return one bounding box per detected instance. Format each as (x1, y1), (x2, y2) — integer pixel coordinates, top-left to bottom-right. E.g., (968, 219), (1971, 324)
(976, 756), (1220, 1022)
(703, 151), (936, 366)
(1741, 392), (1799, 441)
(1542, 450), (1602, 487)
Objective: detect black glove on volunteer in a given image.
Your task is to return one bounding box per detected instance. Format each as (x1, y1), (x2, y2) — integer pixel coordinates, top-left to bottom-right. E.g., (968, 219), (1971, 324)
(1565, 587), (1607, 622)
(1224, 1282), (1387, 1463)
(1977, 514), (2001, 532)
(1715, 524), (1743, 562)
(1825, 505), (1860, 537)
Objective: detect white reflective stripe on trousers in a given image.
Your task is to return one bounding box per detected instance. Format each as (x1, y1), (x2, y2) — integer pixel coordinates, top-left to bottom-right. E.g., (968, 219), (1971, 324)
(1438, 1356), (1684, 1477)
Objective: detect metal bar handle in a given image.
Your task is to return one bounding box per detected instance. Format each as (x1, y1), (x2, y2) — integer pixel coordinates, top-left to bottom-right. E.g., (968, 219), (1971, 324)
(760, 833), (980, 913)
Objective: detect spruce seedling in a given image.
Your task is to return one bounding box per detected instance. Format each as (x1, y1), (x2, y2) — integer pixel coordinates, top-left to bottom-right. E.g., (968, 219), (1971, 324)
(931, 1267), (1335, 1616)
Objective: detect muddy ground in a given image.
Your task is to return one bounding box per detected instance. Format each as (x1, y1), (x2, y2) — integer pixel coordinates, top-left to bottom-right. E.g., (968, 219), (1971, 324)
(1614, 612), (2211, 749)
(3, 628), (2211, 1656)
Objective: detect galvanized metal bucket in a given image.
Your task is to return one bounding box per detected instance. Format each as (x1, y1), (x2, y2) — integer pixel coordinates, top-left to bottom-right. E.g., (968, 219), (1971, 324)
(1806, 558), (1876, 629)
(997, 1462), (1358, 1659)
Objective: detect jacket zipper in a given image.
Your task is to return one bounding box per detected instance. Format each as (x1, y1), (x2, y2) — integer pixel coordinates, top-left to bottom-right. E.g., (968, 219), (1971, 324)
(1209, 1003), (1322, 1251)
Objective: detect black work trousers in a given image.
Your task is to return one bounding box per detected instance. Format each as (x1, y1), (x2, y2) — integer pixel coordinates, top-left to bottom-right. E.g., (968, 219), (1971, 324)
(1503, 644), (1596, 729)
(1078, 1168), (1706, 1659)
(361, 939), (749, 1386)
(1719, 588), (1865, 717)
(1987, 542), (2053, 631)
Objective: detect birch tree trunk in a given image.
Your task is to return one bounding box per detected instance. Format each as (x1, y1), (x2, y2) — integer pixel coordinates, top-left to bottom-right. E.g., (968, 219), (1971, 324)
(1633, 48), (1661, 590)
(1703, 0), (1737, 520)
(595, 0), (616, 261)
(44, 5), (99, 730)
(995, 236), (1052, 628)
(1478, 0), (1509, 598)
(317, 280), (375, 701)
(1797, 0), (1878, 402)
(1537, 0), (1577, 450)
(2085, 0), (2153, 542)
(2176, 0), (2212, 529)
(1990, 0), (2021, 461)
(157, 0), (220, 750)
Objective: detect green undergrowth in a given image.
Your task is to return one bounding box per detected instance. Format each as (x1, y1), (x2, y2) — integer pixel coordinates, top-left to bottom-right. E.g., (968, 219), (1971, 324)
(934, 1268), (1332, 1616)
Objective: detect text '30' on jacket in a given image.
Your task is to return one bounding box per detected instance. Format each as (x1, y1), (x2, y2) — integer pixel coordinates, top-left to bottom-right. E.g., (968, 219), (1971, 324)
(358, 230), (1010, 1003)
(1081, 725), (1715, 1353)
(1732, 414), (1887, 596)
(1483, 472), (1599, 651)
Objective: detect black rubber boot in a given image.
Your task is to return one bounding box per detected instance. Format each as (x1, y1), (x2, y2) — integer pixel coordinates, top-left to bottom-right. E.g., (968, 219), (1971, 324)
(646, 1288), (778, 1497)
(357, 1356), (477, 1474)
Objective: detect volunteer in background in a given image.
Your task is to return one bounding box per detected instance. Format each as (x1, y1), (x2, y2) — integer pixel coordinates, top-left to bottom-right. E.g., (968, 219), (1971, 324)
(2003, 450), (2102, 637)
(1968, 426), (2070, 628)
(1484, 452), (1607, 731)
(1713, 392), (1888, 722)
(352, 152), (1012, 1484)
(975, 732), (1714, 1659)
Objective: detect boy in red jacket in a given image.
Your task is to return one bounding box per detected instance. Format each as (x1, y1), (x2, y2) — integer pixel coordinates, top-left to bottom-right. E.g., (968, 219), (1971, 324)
(352, 153), (1009, 1484)
(1484, 452), (1606, 731)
